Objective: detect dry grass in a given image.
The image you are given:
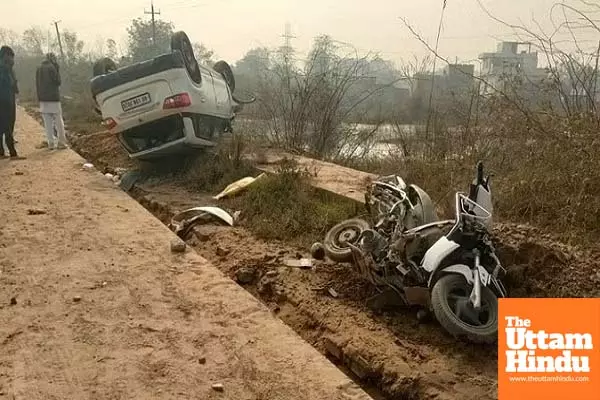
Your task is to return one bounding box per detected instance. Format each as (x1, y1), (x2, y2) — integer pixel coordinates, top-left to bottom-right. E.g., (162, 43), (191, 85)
(348, 99), (600, 246)
(228, 159), (359, 245)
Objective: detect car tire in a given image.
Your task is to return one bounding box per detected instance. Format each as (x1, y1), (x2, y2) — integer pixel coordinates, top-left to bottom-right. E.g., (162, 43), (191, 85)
(171, 31), (202, 84)
(213, 60), (236, 92)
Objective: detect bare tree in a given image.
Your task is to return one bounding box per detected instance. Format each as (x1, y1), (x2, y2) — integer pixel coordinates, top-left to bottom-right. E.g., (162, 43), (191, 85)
(255, 35), (392, 160)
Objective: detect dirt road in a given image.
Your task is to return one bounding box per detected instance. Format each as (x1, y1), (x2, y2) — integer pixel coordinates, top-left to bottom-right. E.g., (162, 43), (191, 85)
(0, 108), (372, 399)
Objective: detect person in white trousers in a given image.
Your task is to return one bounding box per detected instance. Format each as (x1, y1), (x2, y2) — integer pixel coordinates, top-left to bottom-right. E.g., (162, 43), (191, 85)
(35, 53), (67, 150)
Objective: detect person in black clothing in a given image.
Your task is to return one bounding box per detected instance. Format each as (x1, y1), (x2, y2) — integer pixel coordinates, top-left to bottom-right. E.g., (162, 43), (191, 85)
(0, 45), (24, 160)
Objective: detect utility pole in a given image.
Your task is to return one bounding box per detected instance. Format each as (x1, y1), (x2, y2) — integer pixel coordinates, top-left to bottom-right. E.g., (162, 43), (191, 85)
(144, 1), (161, 46)
(52, 20), (65, 60)
(280, 22), (295, 91)
(280, 22), (296, 64)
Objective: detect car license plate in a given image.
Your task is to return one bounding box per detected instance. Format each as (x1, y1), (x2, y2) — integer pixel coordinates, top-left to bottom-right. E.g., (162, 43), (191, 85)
(121, 93), (151, 112)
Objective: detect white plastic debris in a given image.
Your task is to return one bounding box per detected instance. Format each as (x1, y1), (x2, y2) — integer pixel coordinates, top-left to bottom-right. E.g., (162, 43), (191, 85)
(171, 207), (235, 230)
(283, 258), (313, 269)
(233, 210), (242, 222)
(82, 163), (94, 170)
(114, 167), (128, 178)
(104, 173), (114, 180)
(213, 173), (267, 200)
(112, 175), (120, 183)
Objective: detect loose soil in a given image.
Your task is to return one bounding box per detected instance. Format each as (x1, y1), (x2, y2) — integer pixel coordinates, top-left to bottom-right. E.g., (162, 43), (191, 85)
(58, 116), (600, 399)
(1, 109), (374, 400)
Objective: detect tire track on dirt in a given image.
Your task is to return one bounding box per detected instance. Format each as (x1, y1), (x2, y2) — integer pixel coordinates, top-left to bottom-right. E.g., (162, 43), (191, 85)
(131, 193), (497, 400)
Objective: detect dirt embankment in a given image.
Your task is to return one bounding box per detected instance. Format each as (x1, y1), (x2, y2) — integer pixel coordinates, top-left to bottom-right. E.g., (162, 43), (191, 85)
(63, 126), (600, 400)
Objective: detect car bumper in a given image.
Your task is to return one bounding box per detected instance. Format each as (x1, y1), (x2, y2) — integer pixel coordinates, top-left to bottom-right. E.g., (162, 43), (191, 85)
(125, 115), (217, 160)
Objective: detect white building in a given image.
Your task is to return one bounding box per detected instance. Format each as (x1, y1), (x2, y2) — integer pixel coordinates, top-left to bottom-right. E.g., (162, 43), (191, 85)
(478, 42), (547, 96)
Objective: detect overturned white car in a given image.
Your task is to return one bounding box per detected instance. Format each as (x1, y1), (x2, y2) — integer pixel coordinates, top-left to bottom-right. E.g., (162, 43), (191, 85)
(90, 31), (255, 160)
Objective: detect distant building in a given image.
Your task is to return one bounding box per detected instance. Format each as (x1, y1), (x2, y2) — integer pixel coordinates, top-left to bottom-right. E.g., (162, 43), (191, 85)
(411, 63), (475, 100)
(478, 41), (547, 96)
(411, 72), (443, 99)
(443, 64), (476, 95)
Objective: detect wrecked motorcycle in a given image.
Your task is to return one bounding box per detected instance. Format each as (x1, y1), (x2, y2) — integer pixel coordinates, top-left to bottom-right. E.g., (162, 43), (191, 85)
(323, 175), (438, 263)
(346, 162), (507, 344)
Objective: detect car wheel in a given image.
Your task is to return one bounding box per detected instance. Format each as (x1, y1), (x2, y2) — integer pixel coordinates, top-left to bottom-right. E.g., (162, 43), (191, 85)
(213, 60), (235, 92)
(171, 31), (202, 84)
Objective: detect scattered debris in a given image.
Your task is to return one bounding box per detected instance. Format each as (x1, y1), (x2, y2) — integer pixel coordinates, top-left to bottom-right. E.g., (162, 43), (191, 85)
(10, 297), (17, 306)
(73, 296), (82, 303)
(327, 288), (339, 298)
(27, 208), (47, 215)
(170, 207), (234, 239)
(266, 270), (278, 278)
(82, 163), (94, 170)
(257, 275), (276, 295)
(262, 254), (278, 264)
(119, 171), (143, 192)
(104, 173), (114, 180)
(193, 227), (211, 242)
(211, 383), (224, 392)
(14, 171), (24, 176)
(274, 288), (287, 303)
(170, 238), (187, 253)
(283, 258), (313, 269)
(114, 167), (128, 176)
(233, 210), (242, 222)
(216, 246), (230, 257)
(235, 267), (256, 284)
(198, 356), (207, 365)
(213, 173), (267, 200)
(310, 242), (326, 260)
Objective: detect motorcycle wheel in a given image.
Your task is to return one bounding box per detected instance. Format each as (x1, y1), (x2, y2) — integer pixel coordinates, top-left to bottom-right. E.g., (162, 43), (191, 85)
(430, 274), (498, 344)
(171, 31), (202, 84)
(323, 218), (370, 263)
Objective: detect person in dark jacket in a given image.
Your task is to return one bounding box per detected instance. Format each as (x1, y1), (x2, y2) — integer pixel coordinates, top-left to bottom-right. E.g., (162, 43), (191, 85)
(0, 45), (24, 160)
(36, 53), (67, 150)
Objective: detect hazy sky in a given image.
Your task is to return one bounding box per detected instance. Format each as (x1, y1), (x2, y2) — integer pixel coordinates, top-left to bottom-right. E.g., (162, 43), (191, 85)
(2, 0), (598, 66)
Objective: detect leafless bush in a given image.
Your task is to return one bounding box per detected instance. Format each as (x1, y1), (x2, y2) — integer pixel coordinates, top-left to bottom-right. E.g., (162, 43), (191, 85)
(362, 1), (600, 244)
(242, 35), (391, 160)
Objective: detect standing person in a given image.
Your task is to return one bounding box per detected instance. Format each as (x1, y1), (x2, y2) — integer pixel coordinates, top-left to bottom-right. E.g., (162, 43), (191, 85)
(11, 67), (18, 143)
(0, 45), (24, 160)
(36, 53), (67, 150)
